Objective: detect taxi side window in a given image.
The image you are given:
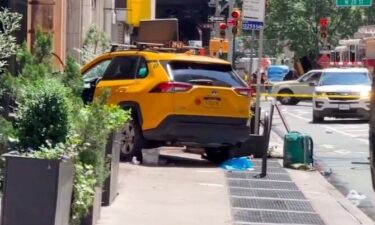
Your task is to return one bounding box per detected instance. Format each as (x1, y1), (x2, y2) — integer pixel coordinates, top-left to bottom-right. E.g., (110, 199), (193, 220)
(307, 72), (321, 83)
(102, 56), (139, 80)
(300, 73), (314, 82)
(82, 59), (111, 81)
(136, 58), (149, 79)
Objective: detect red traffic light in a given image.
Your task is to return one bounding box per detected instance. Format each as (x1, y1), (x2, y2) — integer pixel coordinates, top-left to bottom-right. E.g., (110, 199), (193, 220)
(231, 10), (241, 19)
(320, 18), (328, 27)
(219, 23), (227, 30)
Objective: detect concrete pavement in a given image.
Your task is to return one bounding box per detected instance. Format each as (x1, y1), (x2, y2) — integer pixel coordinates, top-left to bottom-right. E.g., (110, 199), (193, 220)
(97, 149), (232, 225)
(97, 134), (375, 225)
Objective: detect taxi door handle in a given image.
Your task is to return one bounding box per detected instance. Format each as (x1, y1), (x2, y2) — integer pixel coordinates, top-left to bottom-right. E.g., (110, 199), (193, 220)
(117, 87), (127, 93)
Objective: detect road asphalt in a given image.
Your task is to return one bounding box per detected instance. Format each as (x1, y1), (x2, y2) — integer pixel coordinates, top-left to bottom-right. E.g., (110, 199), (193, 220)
(96, 133), (375, 225)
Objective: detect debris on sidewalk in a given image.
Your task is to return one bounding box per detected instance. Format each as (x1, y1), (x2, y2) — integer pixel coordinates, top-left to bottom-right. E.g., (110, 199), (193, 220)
(287, 163), (315, 171)
(220, 156), (254, 171)
(346, 190), (367, 206)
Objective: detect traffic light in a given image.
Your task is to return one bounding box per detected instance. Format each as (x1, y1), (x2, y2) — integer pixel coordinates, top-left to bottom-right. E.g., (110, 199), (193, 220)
(231, 8), (241, 36)
(219, 22), (227, 38)
(320, 26), (327, 39)
(319, 18), (328, 39)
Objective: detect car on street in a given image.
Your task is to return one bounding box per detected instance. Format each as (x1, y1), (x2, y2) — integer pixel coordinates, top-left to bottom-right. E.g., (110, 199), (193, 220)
(81, 44), (253, 163)
(312, 67), (371, 123)
(271, 69), (323, 105)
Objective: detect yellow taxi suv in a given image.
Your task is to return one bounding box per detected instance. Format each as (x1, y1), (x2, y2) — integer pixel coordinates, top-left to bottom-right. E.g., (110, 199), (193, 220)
(81, 46), (252, 163)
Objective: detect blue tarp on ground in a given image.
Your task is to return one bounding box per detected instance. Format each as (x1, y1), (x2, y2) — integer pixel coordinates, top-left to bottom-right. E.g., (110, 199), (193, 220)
(267, 65), (290, 82)
(220, 157), (254, 171)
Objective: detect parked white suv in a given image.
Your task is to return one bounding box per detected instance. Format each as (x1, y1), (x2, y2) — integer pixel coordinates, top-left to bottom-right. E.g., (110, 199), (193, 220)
(312, 67), (371, 123)
(271, 70), (322, 105)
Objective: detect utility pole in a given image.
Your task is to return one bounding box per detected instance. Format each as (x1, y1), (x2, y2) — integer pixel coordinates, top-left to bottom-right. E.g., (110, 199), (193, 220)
(254, 28), (264, 134)
(248, 30), (255, 75)
(227, 0), (234, 63)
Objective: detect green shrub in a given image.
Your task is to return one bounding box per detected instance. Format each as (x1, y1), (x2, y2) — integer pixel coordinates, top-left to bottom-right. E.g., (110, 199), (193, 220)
(70, 163), (96, 225)
(72, 91), (129, 186)
(16, 78), (71, 150)
(62, 56), (84, 97)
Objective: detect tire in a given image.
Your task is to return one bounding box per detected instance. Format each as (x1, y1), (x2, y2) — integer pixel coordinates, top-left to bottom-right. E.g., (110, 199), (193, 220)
(312, 111), (324, 123)
(277, 89), (298, 105)
(203, 147), (229, 164)
(119, 118), (144, 162)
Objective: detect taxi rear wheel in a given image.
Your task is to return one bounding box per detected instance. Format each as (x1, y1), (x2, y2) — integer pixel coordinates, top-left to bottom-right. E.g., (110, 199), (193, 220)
(203, 147), (229, 164)
(277, 89), (298, 105)
(120, 119), (143, 162)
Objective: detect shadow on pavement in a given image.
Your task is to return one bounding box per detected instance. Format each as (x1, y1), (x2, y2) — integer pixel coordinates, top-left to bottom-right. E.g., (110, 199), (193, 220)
(310, 119), (368, 125)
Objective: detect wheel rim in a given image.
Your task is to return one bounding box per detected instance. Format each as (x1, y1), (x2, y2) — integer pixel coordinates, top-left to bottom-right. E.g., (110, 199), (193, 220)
(120, 123), (135, 155)
(281, 96), (291, 104)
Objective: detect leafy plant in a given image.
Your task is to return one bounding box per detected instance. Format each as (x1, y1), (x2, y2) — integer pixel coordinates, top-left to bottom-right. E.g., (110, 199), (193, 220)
(62, 56), (84, 97)
(0, 8), (22, 70)
(16, 78), (71, 150)
(80, 24), (110, 64)
(70, 163), (96, 225)
(72, 91), (129, 186)
(0, 117), (15, 155)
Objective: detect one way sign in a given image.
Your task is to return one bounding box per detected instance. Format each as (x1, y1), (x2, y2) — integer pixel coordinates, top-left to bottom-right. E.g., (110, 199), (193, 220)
(208, 15), (225, 22)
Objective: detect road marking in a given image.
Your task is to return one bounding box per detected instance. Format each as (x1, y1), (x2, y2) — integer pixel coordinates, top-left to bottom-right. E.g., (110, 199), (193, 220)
(334, 149), (351, 155)
(283, 111), (310, 122)
(198, 183), (224, 187)
(320, 144), (335, 149)
(283, 110), (369, 144)
(346, 129), (368, 132)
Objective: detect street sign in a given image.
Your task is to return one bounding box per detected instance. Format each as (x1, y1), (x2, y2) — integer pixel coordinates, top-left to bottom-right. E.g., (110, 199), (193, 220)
(336, 0), (372, 7)
(208, 15), (226, 23)
(242, 0), (266, 30)
(242, 21), (263, 30)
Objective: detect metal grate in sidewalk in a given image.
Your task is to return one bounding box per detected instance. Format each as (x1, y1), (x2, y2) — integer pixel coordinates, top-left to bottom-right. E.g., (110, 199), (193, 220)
(228, 179), (299, 190)
(233, 209), (325, 225)
(226, 160), (326, 225)
(227, 172), (292, 181)
(229, 188), (306, 200)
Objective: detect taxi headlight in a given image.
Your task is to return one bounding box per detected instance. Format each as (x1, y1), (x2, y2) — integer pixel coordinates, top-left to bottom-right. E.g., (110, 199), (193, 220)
(360, 91), (371, 99)
(314, 91), (327, 98)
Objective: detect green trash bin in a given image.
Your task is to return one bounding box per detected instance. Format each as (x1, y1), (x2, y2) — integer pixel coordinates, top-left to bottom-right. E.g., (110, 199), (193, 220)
(283, 131), (314, 167)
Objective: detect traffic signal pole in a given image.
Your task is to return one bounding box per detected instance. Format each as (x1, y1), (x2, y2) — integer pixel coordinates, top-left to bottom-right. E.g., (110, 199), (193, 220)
(253, 0), (267, 135)
(227, 0), (234, 63)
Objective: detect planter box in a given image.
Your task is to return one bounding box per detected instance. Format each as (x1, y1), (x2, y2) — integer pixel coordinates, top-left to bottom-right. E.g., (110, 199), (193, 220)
(1, 154), (74, 225)
(101, 131), (121, 206)
(81, 187), (102, 225)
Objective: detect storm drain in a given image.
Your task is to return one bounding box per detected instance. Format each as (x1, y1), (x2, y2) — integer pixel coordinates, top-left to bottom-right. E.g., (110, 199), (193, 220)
(250, 167), (288, 173)
(227, 172), (292, 181)
(229, 188), (306, 200)
(228, 179), (299, 190)
(251, 160), (282, 168)
(231, 198), (314, 212)
(233, 209), (325, 225)
(226, 160), (325, 225)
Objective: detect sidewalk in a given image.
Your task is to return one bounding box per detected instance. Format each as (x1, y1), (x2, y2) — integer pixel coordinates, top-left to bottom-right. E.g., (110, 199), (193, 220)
(97, 134), (374, 225)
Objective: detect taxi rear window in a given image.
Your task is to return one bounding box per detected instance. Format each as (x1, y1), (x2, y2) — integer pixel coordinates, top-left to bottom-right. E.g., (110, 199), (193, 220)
(163, 61), (246, 87)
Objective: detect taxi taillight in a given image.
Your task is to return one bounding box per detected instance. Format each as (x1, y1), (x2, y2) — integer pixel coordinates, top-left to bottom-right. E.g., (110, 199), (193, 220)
(150, 82), (193, 93)
(234, 87), (253, 97)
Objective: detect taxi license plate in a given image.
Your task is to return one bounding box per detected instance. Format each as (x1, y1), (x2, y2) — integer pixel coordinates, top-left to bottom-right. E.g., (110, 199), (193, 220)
(339, 105), (350, 110)
(203, 97), (221, 108)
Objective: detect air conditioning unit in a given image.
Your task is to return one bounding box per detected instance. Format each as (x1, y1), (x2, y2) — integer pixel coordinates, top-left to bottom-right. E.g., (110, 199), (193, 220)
(115, 8), (126, 22)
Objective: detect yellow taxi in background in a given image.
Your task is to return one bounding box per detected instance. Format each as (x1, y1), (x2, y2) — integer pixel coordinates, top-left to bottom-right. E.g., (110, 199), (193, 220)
(81, 46), (252, 163)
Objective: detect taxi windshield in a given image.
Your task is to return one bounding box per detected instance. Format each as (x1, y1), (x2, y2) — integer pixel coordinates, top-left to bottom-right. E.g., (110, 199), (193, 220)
(320, 72), (371, 86)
